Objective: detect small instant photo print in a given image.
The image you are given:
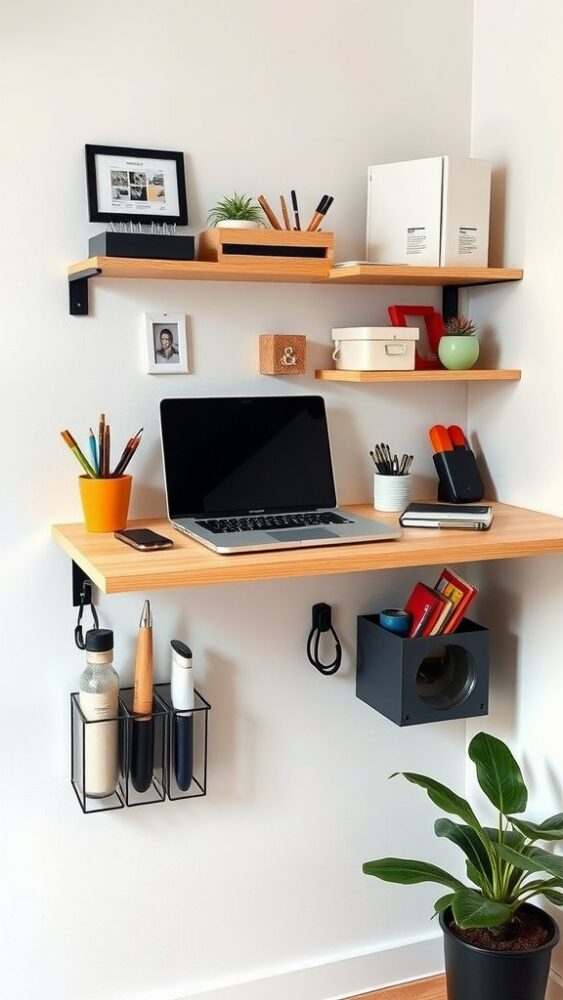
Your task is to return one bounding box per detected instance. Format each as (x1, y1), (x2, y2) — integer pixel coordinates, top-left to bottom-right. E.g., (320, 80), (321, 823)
(144, 313), (189, 374)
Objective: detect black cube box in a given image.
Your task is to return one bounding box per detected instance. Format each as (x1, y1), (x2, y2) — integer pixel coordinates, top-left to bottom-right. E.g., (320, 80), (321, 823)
(88, 231), (195, 261)
(356, 615), (489, 727)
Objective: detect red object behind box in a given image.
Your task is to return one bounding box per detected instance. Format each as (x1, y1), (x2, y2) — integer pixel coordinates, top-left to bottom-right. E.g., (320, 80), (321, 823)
(405, 582), (445, 637)
(388, 305), (444, 370)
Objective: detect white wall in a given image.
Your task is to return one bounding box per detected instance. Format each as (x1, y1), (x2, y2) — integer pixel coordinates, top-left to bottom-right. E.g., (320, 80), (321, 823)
(468, 0), (563, 977)
(0, 2), (475, 998)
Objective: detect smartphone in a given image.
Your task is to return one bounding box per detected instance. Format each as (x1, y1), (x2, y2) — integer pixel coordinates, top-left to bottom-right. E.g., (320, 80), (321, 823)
(114, 528), (174, 551)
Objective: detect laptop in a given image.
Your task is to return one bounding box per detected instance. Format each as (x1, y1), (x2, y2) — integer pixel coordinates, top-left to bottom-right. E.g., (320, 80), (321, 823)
(160, 395), (402, 554)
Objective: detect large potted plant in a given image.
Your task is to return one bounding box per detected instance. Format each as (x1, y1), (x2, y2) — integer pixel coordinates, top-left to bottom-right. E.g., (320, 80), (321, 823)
(364, 733), (561, 1000)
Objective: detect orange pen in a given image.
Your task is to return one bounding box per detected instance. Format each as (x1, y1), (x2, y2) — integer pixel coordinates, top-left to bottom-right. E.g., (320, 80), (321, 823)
(429, 424), (453, 453)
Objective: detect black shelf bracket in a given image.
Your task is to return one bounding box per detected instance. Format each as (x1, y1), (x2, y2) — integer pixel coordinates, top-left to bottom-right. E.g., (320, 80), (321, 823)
(72, 561), (94, 608)
(69, 267), (101, 316)
(442, 285), (459, 323)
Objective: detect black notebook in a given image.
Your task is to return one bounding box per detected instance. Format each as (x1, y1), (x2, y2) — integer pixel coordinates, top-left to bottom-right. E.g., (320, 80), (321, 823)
(400, 502), (493, 531)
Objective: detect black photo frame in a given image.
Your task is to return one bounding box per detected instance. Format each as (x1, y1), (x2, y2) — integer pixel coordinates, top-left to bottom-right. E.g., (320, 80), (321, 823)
(85, 144), (188, 225)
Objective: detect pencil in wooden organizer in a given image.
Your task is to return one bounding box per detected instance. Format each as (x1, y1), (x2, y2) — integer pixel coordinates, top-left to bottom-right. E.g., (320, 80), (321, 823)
(280, 195), (291, 230)
(257, 195), (282, 229)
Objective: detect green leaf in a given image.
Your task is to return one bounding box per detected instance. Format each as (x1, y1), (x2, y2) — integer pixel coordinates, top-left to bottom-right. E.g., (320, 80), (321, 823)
(468, 732), (528, 815)
(508, 813), (563, 842)
(495, 843), (544, 874)
(484, 827), (525, 851)
(527, 848), (563, 880)
(435, 819), (492, 885)
(466, 860), (488, 891)
(432, 892), (455, 918)
(362, 857), (465, 891)
(394, 773), (484, 833)
(496, 844), (563, 880)
(451, 888), (513, 929)
(541, 888), (563, 906)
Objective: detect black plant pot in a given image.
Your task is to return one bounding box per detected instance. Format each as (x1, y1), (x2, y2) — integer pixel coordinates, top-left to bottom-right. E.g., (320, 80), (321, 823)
(440, 905), (559, 1000)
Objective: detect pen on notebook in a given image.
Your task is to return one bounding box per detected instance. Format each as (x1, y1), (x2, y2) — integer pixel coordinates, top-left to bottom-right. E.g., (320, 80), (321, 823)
(257, 195), (282, 230)
(60, 430), (97, 478)
(280, 195), (291, 230)
(310, 195), (334, 232)
(88, 428), (99, 475)
(290, 190), (301, 230)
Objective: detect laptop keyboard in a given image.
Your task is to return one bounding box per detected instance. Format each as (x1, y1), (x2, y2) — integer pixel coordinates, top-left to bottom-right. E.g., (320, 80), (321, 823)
(195, 512), (353, 534)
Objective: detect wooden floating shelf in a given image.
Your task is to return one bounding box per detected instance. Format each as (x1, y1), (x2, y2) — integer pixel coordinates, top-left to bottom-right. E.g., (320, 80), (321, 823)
(323, 264), (523, 286)
(315, 369), (522, 383)
(52, 502), (563, 595)
(68, 257), (523, 288)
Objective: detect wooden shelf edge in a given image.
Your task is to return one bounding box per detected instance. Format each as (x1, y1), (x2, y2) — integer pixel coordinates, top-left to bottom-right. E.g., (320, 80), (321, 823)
(315, 369), (522, 383)
(67, 257), (524, 288)
(52, 502), (563, 595)
(323, 264), (523, 286)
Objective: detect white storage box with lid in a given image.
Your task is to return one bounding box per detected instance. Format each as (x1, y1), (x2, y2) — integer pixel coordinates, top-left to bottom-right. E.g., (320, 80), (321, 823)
(331, 326), (419, 371)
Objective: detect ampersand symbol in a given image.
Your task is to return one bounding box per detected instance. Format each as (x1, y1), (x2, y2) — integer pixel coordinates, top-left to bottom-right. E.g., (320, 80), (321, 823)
(280, 346), (297, 366)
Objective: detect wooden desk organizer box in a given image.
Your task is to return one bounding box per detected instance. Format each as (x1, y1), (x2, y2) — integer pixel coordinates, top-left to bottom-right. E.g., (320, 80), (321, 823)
(198, 228), (334, 276)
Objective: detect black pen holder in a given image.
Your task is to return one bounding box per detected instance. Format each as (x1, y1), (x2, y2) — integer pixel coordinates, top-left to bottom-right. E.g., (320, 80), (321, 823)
(71, 693), (125, 813)
(356, 614), (489, 727)
(433, 448), (485, 503)
(154, 684), (211, 801)
(88, 231), (195, 261)
(118, 687), (166, 806)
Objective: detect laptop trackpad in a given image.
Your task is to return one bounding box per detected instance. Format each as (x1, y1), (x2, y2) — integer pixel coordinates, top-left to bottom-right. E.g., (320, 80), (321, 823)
(268, 528), (338, 542)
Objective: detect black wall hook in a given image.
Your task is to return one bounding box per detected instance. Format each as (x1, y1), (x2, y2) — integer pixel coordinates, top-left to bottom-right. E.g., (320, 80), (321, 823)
(74, 580), (99, 649)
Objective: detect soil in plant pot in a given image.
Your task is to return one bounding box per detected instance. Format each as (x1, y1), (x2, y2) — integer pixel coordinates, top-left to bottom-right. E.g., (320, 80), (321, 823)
(449, 911), (549, 952)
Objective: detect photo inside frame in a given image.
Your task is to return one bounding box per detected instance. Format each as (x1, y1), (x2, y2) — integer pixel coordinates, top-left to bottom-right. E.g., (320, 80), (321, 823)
(153, 323), (179, 363)
(86, 145), (187, 223)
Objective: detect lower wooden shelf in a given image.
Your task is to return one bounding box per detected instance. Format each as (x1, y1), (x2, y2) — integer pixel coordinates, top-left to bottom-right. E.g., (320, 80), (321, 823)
(315, 369), (521, 383)
(52, 501), (563, 595)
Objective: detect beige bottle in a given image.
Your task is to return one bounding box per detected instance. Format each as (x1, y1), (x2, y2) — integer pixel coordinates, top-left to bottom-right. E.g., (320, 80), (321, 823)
(79, 629), (119, 798)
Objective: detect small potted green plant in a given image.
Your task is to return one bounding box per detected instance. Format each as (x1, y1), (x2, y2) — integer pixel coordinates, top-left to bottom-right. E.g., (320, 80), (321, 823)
(364, 733), (561, 1000)
(438, 315), (480, 370)
(206, 192), (265, 229)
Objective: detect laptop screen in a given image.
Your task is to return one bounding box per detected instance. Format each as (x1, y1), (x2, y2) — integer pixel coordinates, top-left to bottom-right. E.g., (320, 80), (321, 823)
(160, 396), (337, 519)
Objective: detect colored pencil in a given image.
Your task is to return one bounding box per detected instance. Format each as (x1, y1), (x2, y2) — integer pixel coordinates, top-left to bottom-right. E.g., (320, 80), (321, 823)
(88, 428), (99, 475)
(60, 430), (97, 478)
(257, 195), (282, 230)
(103, 424), (110, 478)
(98, 413), (105, 478)
(114, 428), (143, 477)
(280, 195), (291, 230)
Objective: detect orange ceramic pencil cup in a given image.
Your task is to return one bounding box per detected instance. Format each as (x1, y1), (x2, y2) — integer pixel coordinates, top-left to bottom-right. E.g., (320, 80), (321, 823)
(79, 475), (132, 532)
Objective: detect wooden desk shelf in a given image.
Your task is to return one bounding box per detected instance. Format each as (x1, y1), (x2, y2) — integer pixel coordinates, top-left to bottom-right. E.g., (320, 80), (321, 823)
(315, 369), (521, 384)
(67, 257), (523, 316)
(53, 502), (563, 595)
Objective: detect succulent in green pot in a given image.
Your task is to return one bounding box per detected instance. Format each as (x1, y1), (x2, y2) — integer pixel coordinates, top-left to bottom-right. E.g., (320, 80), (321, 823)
(206, 192), (265, 229)
(439, 315), (480, 370)
(363, 732), (561, 1000)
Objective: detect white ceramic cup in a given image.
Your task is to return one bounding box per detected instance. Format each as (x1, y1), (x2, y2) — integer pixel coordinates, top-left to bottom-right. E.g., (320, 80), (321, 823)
(373, 473), (412, 513)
